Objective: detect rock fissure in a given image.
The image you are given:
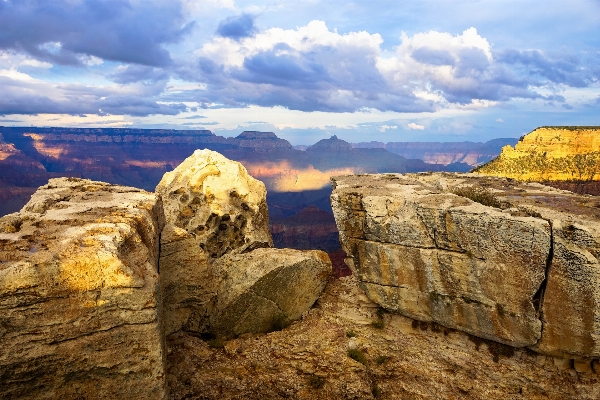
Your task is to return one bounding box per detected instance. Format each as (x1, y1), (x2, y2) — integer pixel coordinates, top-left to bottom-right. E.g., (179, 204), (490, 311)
(532, 218), (554, 320)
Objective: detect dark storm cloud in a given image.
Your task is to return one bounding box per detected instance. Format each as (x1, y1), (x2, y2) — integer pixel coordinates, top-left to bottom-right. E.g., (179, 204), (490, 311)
(0, 0), (192, 66)
(216, 14), (257, 40)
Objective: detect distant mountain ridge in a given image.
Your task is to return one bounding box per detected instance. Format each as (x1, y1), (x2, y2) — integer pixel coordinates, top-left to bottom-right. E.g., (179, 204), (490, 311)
(0, 127), (453, 216)
(351, 138), (518, 166)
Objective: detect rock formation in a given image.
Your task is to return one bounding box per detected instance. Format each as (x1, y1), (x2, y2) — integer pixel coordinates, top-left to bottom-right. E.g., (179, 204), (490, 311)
(156, 149), (331, 339)
(210, 248), (331, 339)
(331, 172), (600, 359)
(476, 126), (600, 182)
(0, 178), (166, 399)
(353, 138), (518, 168)
(166, 275), (600, 400)
(156, 149), (274, 336)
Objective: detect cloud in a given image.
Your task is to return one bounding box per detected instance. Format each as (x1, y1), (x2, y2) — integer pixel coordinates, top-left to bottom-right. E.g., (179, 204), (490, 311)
(378, 125), (397, 132)
(0, 71), (188, 116)
(407, 123), (425, 130)
(496, 118), (504, 123)
(110, 65), (169, 84)
(187, 23), (599, 113)
(217, 14), (257, 40)
(0, 0), (193, 66)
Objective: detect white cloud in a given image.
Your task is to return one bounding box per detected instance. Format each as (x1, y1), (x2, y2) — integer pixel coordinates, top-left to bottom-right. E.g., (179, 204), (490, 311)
(378, 125), (397, 132)
(407, 122), (425, 130)
(496, 118), (504, 123)
(197, 20), (382, 70)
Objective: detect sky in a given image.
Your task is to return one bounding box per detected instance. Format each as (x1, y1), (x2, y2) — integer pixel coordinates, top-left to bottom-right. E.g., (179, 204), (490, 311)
(0, 0), (599, 145)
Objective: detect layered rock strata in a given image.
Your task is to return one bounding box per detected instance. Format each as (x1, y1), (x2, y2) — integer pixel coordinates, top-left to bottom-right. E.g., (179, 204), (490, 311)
(476, 126), (600, 181)
(331, 172), (600, 358)
(0, 178), (166, 399)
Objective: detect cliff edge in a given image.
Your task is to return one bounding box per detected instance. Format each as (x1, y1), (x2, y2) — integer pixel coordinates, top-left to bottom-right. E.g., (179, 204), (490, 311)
(475, 127), (600, 182)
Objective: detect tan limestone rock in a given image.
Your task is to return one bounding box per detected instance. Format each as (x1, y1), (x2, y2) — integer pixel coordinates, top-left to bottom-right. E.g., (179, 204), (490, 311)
(331, 173), (550, 347)
(167, 276), (600, 400)
(332, 172), (600, 357)
(0, 178), (166, 399)
(156, 149), (273, 335)
(475, 126), (600, 181)
(210, 248), (332, 338)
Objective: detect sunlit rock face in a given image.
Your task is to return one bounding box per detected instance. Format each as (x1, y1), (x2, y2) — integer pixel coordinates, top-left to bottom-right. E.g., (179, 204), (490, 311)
(476, 127), (600, 182)
(157, 150), (332, 339)
(156, 149), (273, 336)
(332, 172), (600, 358)
(0, 178), (166, 400)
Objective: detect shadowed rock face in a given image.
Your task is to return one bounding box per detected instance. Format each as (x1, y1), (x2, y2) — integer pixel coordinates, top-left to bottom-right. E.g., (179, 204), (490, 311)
(0, 178), (166, 400)
(210, 248), (331, 339)
(332, 172), (600, 358)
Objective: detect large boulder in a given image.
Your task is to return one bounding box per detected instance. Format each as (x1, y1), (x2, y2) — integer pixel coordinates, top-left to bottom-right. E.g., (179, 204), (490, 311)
(210, 248), (331, 338)
(0, 178), (166, 399)
(156, 149), (332, 338)
(332, 172), (600, 357)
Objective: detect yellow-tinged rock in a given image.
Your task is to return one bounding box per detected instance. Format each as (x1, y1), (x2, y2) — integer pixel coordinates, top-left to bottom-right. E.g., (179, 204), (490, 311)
(156, 149), (273, 336)
(0, 178), (166, 399)
(476, 127), (600, 181)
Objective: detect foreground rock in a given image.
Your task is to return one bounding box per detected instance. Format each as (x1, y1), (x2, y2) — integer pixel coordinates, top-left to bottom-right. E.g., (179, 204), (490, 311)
(211, 248), (331, 338)
(332, 172), (600, 358)
(157, 149), (331, 338)
(0, 178), (166, 399)
(167, 276), (600, 400)
(156, 149), (273, 336)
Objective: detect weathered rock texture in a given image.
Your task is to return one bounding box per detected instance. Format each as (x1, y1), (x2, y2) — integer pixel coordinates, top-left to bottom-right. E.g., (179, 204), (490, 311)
(156, 149), (273, 336)
(331, 172), (600, 358)
(211, 248), (331, 338)
(0, 178), (166, 399)
(157, 149), (331, 338)
(476, 126), (600, 181)
(167, 276), (600, 400)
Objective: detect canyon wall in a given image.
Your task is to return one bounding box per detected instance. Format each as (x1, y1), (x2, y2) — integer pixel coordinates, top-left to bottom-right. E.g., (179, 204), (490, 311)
(352, 138), (518, 167)
(476, 127), (600, 183)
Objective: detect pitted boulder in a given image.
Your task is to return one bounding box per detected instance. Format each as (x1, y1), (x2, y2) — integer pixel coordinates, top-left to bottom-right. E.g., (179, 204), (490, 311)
(210, 248), (331, 338)
(156, 149), (274, 336)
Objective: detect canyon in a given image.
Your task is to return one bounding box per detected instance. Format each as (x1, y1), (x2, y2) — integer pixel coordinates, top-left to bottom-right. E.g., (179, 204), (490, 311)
(1, 148), (599, 399)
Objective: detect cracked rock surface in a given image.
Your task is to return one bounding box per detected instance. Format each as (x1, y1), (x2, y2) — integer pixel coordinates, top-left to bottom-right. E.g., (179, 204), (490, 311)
(157, 150), (331, 339)
(0, 178), (166, 399)
(331, 172), (600, 357)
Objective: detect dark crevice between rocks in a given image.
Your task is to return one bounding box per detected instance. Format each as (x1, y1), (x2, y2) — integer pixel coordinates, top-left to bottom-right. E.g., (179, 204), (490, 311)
(532, 219), (553, 321)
